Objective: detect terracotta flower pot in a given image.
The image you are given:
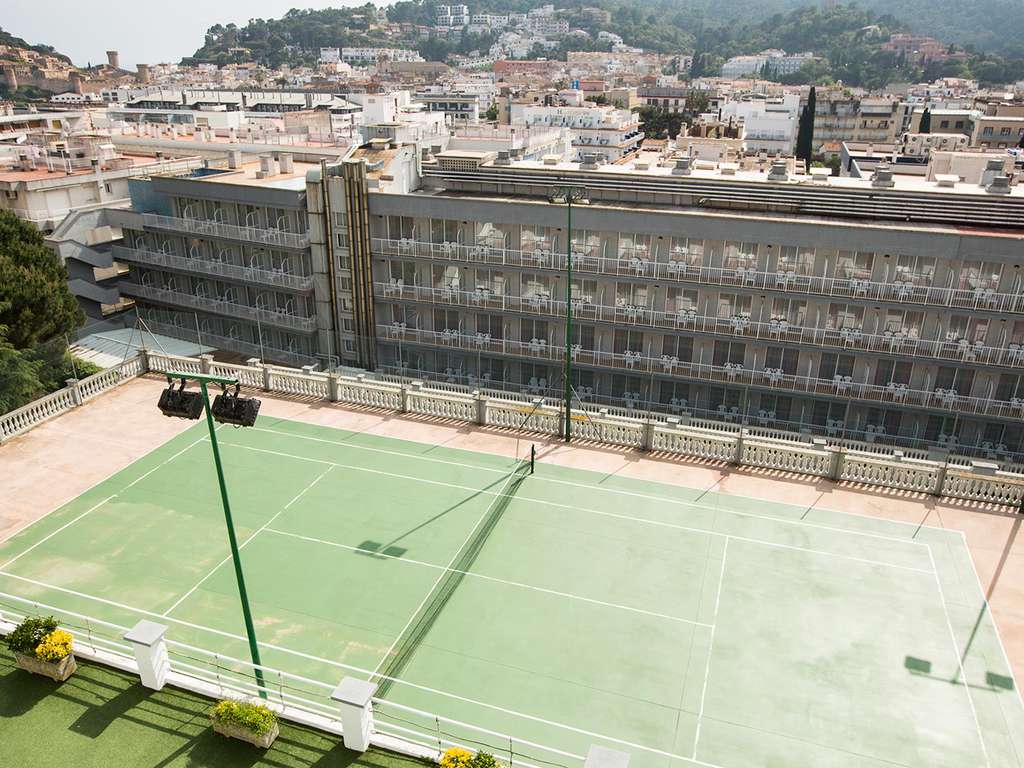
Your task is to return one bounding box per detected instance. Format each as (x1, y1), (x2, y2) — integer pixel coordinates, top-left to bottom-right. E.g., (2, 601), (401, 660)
(14, 651), (77, 682)
(211, 717), (279, 748)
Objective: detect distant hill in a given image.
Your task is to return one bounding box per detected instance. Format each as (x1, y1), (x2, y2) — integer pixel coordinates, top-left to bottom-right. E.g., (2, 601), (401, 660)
(0, 27), (73, 65)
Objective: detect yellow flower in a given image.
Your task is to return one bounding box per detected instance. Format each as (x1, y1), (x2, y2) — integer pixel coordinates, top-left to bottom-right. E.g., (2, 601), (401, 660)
(35, 629), (73, 662)
(440, 748), (474, 768)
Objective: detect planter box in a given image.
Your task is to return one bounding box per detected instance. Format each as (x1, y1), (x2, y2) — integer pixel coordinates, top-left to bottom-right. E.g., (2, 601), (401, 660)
(211, 717), (279, 748)
(14, 651), (77, 682)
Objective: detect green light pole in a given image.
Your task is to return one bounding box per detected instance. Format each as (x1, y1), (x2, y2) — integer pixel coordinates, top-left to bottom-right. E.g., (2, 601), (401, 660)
(167, 371), (267, 698)
(549, 186), (589, 443)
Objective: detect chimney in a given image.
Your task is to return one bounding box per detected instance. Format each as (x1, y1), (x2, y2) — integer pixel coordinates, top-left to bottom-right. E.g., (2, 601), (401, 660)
(871, 163), (895, 188)
(278, 153), (294, 173)
(981, 158), (1005, 188)
(136, 63), (151, 84)
(986, 175), (1011, 194)
(767, 159), (789, 182)
(228, 150), (242, 169)
(671, 156), (692, 175)
(259, 154), (276, 177)
(106, 50), (120, 70)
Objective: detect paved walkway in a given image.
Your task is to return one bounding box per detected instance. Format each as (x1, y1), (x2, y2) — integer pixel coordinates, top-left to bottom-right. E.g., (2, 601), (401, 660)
(0, 645), (425, 768)
(2, 374), (1023, 690)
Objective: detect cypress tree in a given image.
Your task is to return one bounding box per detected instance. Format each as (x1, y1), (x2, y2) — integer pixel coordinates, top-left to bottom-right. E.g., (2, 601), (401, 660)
(919, 107), (932, 133)
(796, 86), (816, 170)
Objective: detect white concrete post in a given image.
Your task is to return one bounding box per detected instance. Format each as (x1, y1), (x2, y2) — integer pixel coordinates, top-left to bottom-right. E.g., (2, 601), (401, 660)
(328, 372), (340, 402)
(331, 677), (377, 752)
(65, 378), (83, 406)
(734, 429), (746, 464)
(474, 390), (486, 425)
(262, 364), (273, 391)
(123, 620), (170, 690)
(642, 419), (656, 451)
(199, 354), (214, 374)
(584, 745), (630, 768)
(138, 347), (151, 373)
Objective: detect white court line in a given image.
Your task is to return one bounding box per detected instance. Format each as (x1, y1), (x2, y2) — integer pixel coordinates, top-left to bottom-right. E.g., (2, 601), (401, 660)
(244, 427), (937, 549)
(162, 466), (333, 617)
(1, 433), (209, 570)
(927, 546), (990, 768)
(262, 526), (711, 628)
(956, 529), (1024, 710)
(693, 538), (728, 760)
(251, 424), (953, 536)
(0, 425), (207, 549)
(218, 441), (933, 575)
(369, 462), (525, 678)
(0, 569), (697, 764)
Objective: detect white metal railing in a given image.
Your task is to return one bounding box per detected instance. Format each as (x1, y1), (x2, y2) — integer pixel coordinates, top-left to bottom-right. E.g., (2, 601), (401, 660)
(121, 283), (317, 332)
(374, 282), (1024, 370)
(143, 213), (310, 250)
(0, 591), (584, 768)
(113, 246), (314, 292)
(372, 238), (1024, 315)
(379, 324), (1024, 421)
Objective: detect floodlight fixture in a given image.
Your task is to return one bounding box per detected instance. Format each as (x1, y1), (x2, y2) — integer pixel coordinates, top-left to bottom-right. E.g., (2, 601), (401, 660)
(157, 378), (204, 419)
(212, 383), (262, 427)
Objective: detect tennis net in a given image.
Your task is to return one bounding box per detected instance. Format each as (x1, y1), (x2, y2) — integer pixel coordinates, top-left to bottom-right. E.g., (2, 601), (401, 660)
(374, 448), (534, 696)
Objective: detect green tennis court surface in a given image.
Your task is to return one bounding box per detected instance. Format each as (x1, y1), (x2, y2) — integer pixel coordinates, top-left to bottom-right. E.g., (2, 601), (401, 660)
(1, 416), (1023, 768)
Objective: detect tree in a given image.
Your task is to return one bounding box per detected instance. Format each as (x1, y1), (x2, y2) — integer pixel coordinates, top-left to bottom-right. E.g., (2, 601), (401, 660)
(795, 86), (816, 171)
(0, 211), (93, 415)
(919, 108), (932, 133)
(0, 211), (82, 348)
(484, 104), (498, 122)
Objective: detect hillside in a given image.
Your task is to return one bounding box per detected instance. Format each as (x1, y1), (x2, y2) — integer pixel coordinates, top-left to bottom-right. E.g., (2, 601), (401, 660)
(0, 27), (72, 65)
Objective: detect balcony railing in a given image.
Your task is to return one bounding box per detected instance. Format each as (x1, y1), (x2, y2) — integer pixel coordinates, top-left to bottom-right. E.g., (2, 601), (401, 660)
(379, 324), (1024, 421)
(121, 282), (317, 332)
(113, 246), (314, 292)
(143, 213), (310, 250)
(374, 282), (1024, 370)
(372, 237), (1024, 315)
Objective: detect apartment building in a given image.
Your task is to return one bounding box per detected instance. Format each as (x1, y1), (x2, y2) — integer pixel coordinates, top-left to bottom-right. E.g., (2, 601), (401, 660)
(321, 149), (1024, 461)
(719, 95), (800, 154)
(107, 153), (338, 369)
(812, 93), (903, 150)
(508, 103), (642, 162)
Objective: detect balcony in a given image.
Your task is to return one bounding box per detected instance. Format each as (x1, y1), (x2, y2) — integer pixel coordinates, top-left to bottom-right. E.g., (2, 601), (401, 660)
(142, 213), (310, 250)
(371, 238), (1024, 315)
(113, 246), (314, 292)
(121, 282), (317, 333)
(374, 282), (1024, 370)
(379, 324), (1024, 421)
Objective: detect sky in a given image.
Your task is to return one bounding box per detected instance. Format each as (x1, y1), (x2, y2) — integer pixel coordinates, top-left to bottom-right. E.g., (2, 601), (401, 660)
(6, 0), (371, 70)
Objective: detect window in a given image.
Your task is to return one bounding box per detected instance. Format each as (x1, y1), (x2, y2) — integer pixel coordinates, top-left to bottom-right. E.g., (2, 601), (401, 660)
(712, 340), (745, 366)
(613, 329), (646, 354)
(836, 251), (873, 279)
(939, 120), (949, 129)
(1001, 127), (1012, 136)
(873, 359), (912, 386)
(819, 353), (855, 379)
(765, 346), (799, 375)
(662, 335), (693, 361)
(982, 127), (994, 136)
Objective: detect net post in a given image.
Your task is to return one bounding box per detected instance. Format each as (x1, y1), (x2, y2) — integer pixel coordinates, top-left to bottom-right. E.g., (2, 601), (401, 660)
(530, 444), (535, 474)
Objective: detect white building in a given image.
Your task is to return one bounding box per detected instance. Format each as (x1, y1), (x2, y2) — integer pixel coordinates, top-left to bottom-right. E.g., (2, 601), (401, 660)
(340, 48), (424, 65)
(719, 94), (800, 154)
(319, 48), (340, 63)
(509, 103), (642, 162)
(721, 50), (816, 79)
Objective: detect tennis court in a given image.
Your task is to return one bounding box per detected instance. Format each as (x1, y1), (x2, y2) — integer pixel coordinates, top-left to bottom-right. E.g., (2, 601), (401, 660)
(1, 415), (1023, 768)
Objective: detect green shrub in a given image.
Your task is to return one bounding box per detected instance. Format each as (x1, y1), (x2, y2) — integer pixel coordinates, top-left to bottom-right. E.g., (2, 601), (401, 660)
(470, 752), (498, 768)
(5, 615), (58, 655)
(211, 698), (277, 736)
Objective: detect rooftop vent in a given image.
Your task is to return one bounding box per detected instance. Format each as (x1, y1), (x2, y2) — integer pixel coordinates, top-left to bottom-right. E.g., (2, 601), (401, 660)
(495, 150), (511, 165)
(934, 173), (958, 188)
(809, 167), (831, 183)
(543, 154), (560, 165)
(671, 156), (692, 175)
(634, 159), (650, 170)
(871, 164), (895, 188)
(719, 162), (738, 176)
(767, 160), (788, 182)
(987, 175), (1011, 194)
(580, 152), (600, 169)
